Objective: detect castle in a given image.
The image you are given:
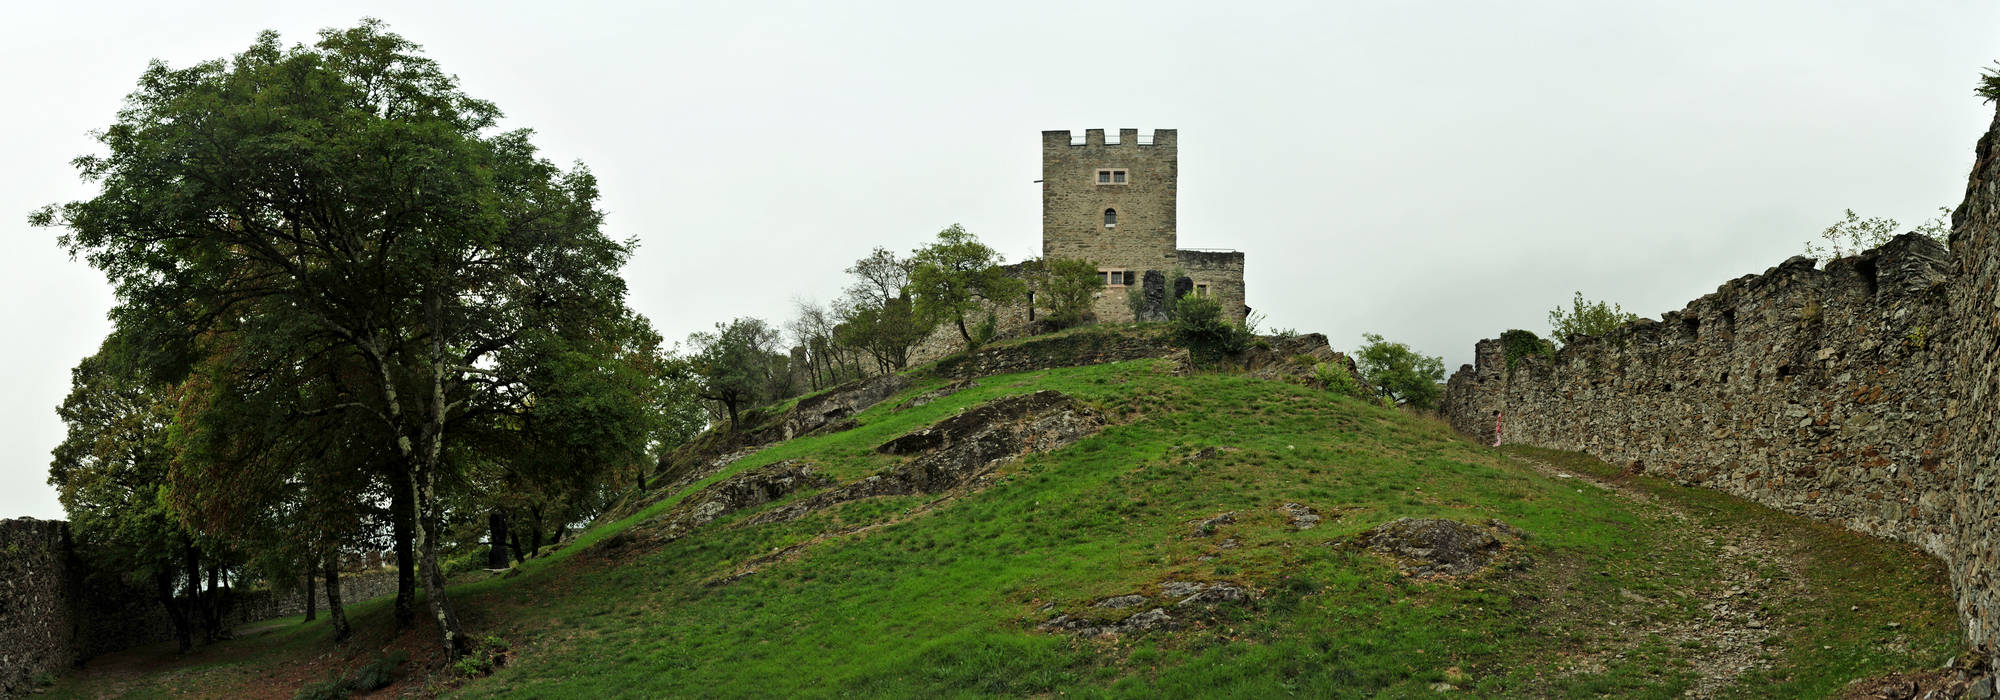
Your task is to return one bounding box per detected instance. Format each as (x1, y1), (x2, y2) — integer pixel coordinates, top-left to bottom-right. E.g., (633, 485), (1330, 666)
(1039, 129), (1248, 323)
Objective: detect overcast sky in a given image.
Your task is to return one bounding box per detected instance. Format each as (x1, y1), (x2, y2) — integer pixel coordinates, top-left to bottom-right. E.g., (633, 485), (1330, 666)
(3, 1), (1995, 520)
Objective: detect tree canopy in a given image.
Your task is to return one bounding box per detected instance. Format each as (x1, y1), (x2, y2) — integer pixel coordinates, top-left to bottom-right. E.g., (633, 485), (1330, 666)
(1354, 333), (1446, 410)
(34, 20), (658, 656)
(909, 224), (1024, 347)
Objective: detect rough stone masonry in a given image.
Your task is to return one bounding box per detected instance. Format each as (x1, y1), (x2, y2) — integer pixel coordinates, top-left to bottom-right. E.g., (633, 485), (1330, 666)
(1443, 104), (2000, 673)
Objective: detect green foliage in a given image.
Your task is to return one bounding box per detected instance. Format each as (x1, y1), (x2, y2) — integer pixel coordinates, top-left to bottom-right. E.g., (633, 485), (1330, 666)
(1354, 333), (1446, 410)
(689, 318), (788, 429)
(909, 224), (1024, 348)
(1803, 208), (1950, 260)
(1547, 292), (1639, 346)
(1169, 294), (1250, 363)
(33, 19), (662, 654)
(1980, 60), (2000, 103)
(833, 248), (931, 373)
(971, 311), (1000, 348)
(1313, 362), (1370, 399)
(1499, 329), (1557, 374)
(453, 637), (509, 676)
(1026, 256), (1105, 328)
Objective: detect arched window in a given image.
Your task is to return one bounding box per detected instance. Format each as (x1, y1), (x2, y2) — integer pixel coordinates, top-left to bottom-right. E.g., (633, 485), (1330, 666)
(1103, 208), (1117, 227)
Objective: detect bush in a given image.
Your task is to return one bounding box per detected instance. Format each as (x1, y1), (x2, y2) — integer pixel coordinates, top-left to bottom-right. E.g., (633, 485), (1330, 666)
(292, 650), (408, 699)
(1171, 295), (1250, 363)
(1499, 329), (1555, 374)
(1315, 362), (1370, 399)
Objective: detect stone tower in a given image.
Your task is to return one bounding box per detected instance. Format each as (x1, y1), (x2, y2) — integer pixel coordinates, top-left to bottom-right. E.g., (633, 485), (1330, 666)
(1040, 128), (1245, 323)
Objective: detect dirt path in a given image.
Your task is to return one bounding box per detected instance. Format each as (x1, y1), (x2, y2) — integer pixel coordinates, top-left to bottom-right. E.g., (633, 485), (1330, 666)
(1505, 451), (1806, 698)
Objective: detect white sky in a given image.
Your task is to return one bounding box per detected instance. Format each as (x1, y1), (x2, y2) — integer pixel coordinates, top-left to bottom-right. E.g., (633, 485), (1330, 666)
(3, 1), (1995, 519)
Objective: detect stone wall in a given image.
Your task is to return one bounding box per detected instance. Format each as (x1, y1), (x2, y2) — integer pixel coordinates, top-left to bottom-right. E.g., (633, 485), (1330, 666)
(1, 518), (80, 696)
(1180, 249), (1249, 323)
(1442, 106), (2000, 669)
(0, 516), (401, 691)
(1946, 106), (2000, 663)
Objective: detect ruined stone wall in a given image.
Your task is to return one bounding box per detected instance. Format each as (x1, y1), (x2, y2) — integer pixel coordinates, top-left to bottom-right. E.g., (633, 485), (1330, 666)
(1, 518), (81, 696)
(1179, 249), (1248, 323)
(1443, 105), (2000, 665)
(1043, 129), (1179, 323)
(1946, 107), (2000, 664)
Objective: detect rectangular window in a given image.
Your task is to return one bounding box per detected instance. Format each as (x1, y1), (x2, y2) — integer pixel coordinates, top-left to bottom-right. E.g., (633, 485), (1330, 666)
(1101, 269), (1135, 287)
(1097, 171), (1110, 184)
(1196, 283), (1209, 298)
(1095, 169), (1128, 185)
(1113, 171), (1126, 184)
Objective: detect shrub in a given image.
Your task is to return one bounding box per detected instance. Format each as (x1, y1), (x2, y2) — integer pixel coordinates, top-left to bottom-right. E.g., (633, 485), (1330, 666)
(1170, 295), (1250, 363)
(1315, 362), (1370, 399)
(351, 650), (409, 692)
(1499, 329), (1555, 374)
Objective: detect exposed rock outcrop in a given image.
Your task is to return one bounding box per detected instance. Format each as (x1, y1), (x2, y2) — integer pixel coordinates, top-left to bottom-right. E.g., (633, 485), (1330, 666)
(746, 391), (1102, 526)
(614, 461), (834, 548)
(1354, 518), (1513, 579)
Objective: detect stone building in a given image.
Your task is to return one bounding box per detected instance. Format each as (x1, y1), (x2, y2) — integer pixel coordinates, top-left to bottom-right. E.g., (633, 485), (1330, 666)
(1040, 128), (1247, 323)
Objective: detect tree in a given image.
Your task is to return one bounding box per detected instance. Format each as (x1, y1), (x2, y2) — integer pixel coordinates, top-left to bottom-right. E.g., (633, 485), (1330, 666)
(1354, 333), (1446, 410)
(909, 224), (1025, 347)
(34, 21), (655, 657)
(689, 318), (785, 429)
(1547, 291), (1640, 346)
(1027, 256), (1105, 328)
(1803, 208), (1950, 260)
(49, 346), (205, 652)
(832, 248), (931, 372)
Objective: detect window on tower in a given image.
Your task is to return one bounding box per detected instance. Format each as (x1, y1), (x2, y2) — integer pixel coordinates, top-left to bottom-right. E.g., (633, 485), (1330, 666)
(1096, 168), (1128, 185)
(1103, 208), (1116, 227)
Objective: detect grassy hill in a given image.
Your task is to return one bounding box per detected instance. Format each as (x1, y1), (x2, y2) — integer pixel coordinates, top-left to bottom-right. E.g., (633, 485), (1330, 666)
(46, 329), (1966, 698)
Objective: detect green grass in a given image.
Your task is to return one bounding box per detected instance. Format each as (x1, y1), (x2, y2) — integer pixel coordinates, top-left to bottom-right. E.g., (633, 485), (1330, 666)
(45, 352), (1966, 699)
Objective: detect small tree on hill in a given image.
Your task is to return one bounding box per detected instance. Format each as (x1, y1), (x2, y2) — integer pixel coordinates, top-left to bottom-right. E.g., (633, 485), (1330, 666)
(1027, 256), (1105, 328)
(689, 318), (785, 429)
(1547, 292), (1640, 346)
(1354, 333), (1446, 410)
(909, 224), (1024, 348)
(1802, 208), (1950, 260)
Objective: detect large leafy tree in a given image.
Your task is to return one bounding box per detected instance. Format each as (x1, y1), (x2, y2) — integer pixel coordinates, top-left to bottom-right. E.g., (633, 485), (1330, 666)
(34, 21), (653, 656)
(833, 247), (930, 372)
(909, 224), (1024, 347)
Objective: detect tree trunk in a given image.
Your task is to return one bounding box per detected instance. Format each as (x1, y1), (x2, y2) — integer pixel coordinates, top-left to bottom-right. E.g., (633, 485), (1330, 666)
(529, 505), (544, 557)
(389, 467), (417, 630)
(183, 539), (211, 644)
(412, 469), (469, 657)
(508, 530), (525, 563)
(955, 314), (972, 345)
(323, 550), (351, 643)
(487, 509), (509, 569)
(156, 568), (192, 654)
(303, 560), (317, 622)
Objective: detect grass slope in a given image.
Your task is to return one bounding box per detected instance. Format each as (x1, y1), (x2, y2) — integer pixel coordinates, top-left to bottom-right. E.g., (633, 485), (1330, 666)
(47, 357), (1963, 699)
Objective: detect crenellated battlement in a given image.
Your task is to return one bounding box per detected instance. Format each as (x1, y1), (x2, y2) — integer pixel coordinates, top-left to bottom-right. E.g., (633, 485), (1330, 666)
(1041, 128), (1177, 149)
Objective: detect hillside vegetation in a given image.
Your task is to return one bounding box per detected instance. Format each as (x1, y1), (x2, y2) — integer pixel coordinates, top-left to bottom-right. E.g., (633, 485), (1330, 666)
(47, 329), (1965, 698)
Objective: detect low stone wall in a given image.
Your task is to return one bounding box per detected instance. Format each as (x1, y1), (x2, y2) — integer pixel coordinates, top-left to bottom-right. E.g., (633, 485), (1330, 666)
(1443, 105), (2000, 670)
(0, 516), (401, 691)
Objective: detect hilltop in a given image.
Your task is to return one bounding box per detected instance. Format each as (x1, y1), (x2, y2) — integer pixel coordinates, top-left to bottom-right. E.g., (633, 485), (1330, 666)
(38, 325), (1968, 698)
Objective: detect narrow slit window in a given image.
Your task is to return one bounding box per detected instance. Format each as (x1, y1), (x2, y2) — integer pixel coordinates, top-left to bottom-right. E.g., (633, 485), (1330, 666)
(1104, 208), (1117, 227)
